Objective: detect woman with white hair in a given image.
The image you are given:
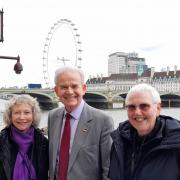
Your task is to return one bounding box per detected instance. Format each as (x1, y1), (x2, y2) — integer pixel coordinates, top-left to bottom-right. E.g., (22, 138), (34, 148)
(0, 94), (49, 180)
(108, 83), (180, 180)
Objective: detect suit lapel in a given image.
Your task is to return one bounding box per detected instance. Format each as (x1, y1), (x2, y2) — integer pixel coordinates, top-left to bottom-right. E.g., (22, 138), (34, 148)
(51, 108), (64, 171)
(68, 104), (92, 172)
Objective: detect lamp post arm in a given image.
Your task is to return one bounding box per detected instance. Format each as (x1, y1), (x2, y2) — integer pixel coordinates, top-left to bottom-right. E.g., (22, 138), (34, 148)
(0, 55), (23, 74)
(0, 55), (20, 61)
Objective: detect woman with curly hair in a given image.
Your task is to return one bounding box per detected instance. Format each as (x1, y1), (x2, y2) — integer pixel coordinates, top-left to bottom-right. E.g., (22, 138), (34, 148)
(0, 94), (49, 180)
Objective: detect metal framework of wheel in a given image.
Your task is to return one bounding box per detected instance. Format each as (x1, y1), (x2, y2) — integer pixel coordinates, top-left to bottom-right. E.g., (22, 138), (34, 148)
(42, 19), (82, 88)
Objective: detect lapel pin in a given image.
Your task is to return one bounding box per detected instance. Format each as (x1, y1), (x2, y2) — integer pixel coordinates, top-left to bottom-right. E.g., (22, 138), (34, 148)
(82, 128), (88, 132)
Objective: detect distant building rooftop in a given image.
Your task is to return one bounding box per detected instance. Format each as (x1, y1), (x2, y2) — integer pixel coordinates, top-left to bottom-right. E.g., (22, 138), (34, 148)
(86, 68), (180, 84)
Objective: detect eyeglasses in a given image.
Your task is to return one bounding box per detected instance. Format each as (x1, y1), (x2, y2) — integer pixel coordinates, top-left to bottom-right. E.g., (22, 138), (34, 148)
(126, 103), (153, 111)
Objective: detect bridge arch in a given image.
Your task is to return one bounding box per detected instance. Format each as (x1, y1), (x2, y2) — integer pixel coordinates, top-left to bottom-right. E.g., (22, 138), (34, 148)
(112, 92), (127, 99)
(160, 93), (180, 107)
(84, 92), (109, 109)
(0, 91), (58, 110)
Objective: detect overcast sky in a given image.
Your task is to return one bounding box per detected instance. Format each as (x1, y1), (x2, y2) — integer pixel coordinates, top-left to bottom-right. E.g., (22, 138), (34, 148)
(0, 0), (180, 88)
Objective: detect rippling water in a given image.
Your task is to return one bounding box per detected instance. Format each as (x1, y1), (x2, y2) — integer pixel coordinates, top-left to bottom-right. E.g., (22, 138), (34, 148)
(1, 99), (180, 130)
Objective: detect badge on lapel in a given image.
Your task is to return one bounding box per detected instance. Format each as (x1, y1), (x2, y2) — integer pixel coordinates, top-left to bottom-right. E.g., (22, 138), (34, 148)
(82, 128), (88, 132)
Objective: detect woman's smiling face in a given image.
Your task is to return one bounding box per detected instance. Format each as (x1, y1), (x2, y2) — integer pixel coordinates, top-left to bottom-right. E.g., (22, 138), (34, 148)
(11, 103), (33, 132)
(127, 91), (161, 136)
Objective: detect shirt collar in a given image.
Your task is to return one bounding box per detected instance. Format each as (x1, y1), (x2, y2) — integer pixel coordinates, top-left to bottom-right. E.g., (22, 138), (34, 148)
(65, 100), (84, 120)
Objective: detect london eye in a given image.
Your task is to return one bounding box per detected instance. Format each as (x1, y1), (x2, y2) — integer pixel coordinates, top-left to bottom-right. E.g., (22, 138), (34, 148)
(42, 19), (82, 88)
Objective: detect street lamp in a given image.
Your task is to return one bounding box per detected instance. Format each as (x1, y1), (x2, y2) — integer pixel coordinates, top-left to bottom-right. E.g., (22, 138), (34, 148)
(0, 9), (22, 74)
(0, 55), (23, 74)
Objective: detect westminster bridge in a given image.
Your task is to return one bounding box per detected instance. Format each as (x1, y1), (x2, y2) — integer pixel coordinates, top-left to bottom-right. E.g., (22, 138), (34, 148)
(0, 88), (180, 109)
(85, 88), (180, 109)
(0, 88), (59, 110)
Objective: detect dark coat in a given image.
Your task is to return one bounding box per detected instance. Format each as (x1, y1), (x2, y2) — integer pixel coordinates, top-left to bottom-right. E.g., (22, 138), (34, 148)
(0, 126), (49, 180)
(108, 115), (180, 180)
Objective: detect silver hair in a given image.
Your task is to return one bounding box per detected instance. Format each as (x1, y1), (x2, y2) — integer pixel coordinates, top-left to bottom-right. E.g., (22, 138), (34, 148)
(125, 83), (161, 105)
(3, 94), (41, 128)
(54, 66), (85, 85)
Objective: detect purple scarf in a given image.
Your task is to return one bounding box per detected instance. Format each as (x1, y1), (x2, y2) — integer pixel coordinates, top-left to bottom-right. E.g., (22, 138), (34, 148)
(11, 126), (36, 180)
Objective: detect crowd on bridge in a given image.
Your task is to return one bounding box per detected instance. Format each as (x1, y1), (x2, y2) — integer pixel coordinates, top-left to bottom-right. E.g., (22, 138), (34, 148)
(1, 66), (180, 180)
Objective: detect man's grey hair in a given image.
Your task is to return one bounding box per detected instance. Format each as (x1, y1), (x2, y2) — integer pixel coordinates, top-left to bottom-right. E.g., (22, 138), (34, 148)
(3, 94), (41, 128)
(125, 83), (161, 105)
(54, 66), (85, 85)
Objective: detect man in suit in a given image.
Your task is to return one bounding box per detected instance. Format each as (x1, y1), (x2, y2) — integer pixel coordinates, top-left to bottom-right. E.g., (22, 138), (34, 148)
(48, 66), (114, 180)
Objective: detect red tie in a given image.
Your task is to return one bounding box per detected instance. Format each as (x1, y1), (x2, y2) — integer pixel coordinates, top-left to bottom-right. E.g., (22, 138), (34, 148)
(58, 113), (71, 180)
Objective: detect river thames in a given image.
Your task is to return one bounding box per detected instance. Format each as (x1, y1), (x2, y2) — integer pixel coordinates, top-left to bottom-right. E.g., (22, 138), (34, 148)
(1, 99), (180, 130)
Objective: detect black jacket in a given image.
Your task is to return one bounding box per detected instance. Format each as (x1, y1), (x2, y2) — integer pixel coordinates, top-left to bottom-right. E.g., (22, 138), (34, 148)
(0, 126), (49, 180)
(108, 115), (180, 180)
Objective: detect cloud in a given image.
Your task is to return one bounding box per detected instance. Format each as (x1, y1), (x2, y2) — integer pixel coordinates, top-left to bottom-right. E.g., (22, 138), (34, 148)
(138, 43), (164, 52)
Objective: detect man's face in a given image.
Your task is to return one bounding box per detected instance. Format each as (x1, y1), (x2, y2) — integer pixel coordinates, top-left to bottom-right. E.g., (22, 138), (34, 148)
(126, 92), (161, 136)
(55, 71), (86, 112)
